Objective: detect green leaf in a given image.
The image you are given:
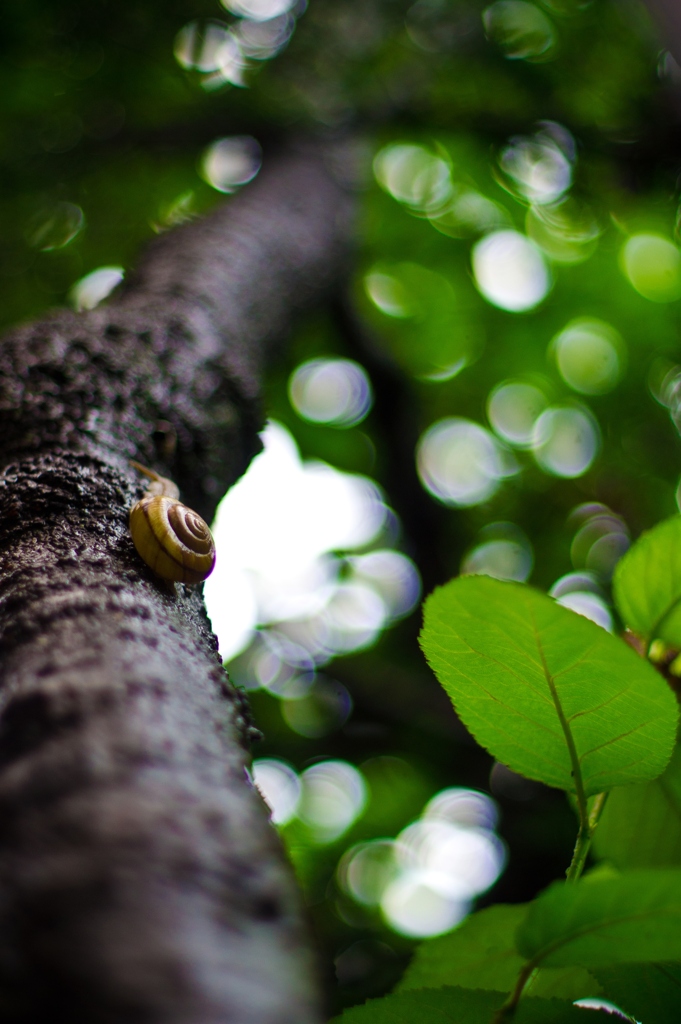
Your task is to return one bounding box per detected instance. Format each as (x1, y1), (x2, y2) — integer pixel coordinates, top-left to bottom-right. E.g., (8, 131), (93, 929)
(594, 963), (681, 1024)
(398, 904), (600, 1001)
(529, 968), (601, 1002)
(613, 515), (681, 645)
(399, 905), (527, 993)
(593, 743), (681, 868)
(420, 576), (678, 796)
(517, 869), (681, 969)
(330, 986), (616, 1023)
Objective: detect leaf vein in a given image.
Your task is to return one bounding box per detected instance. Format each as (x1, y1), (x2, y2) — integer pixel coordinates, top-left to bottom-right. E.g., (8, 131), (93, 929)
(578, 721), (652, 763)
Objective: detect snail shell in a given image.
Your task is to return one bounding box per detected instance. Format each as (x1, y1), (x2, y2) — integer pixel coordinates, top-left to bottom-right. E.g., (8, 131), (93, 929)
(129, 494), (216, 585)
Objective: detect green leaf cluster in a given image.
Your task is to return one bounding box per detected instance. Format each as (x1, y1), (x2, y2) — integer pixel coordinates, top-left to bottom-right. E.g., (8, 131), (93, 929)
(335, 516), (681, 1020)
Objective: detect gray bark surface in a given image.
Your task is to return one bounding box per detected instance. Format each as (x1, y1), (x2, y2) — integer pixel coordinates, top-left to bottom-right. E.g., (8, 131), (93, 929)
(0, 148), (353, 1023)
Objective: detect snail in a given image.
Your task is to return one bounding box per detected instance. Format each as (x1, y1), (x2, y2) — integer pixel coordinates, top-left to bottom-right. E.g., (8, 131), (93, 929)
(129, 460), (216, 584)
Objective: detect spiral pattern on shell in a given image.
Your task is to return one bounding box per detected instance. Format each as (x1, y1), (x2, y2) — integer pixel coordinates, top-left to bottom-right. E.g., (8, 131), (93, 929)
(129, 495), (216, 584)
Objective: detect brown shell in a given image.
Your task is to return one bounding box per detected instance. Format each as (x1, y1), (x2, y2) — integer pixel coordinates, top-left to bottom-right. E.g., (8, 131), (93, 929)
(129, 495), (216, 584)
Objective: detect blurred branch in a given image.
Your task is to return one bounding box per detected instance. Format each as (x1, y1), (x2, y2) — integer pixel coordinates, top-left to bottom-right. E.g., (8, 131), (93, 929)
(0, 145), (353, 1023)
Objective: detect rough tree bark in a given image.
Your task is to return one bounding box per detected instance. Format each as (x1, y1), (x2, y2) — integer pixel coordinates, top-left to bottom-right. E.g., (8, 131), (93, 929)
(0, 147), (353, 1023)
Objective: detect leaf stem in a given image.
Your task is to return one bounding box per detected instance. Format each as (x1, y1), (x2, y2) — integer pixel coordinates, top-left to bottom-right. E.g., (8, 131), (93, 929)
(491, 962), (537, 1023)
(493, 791), (609, 1022)
(565, 790), (608, 883)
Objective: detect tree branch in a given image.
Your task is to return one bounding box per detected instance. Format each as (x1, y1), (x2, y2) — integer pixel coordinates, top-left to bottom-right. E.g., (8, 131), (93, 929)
(0, 146), (353, 1022)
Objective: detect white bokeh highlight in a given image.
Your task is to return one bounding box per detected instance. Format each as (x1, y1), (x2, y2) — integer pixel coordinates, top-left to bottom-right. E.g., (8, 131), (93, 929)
(205, 422), (399, 661)
(417, 418), (517, 506)
(373, 143), (453, 214)
(70, 266), (124, 311)
(338, 787), (505, 938)
(175, 20), (248, 87)
(201, 136), (262, 192)
(253, 758), (301, 824)
(472, 230), (550, 311)
(221, 0), (297, 20)
(550, 572), (613, 632)
(462, 536), (533, 582)
(487, 381), (547, 447)
(532, 405), (599, 478)
(289, 358), (373, 427)
(298, 761), (368, 844)
(347, 551), (421, 621)
(499, 134), (572, 204)
(569, 504), (630, 581)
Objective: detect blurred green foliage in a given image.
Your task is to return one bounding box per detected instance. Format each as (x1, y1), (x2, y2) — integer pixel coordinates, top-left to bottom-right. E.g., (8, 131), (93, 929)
(3, 0), (681, 1014)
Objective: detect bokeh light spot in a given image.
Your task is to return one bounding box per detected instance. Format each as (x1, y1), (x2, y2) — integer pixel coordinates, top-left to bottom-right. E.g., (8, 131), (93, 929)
(174, 19), (249, 87)
(373, 143), (453, 214)
(380, 873), (470, 938)
(550, 570), (602, 600)
(554, 591), (613, 630)
(396, 819), (505, 899)
(252, 758), (301, 824)
(472, 230), (550, 311)
(499, 129), (572, 204)
(27, 202), (84, 251)
(549, 571), (613, 631)
(417, 418), (516, 506)
(235, 14), (295, 58)
(621, 233), (681, 302)
(482, 1), (556, 62)
(551, 318), (624, 395)
(487, 381), (547, 447)
(201, 136), (262, 193)
(69, 266), (124, 311)
(462, 539), (531, 581)
(289, 358), (373, 427)
(364, 270), (417, 317)
(175, 20), (233, 71)
(347, 550), (421, 621)
(205, 422), (388, 660)
(338, 787), (505, 938)
(423, 788), (498, 831)
(461, 524), (533, 582)
(323, 582), (388, 651)
(298, 761), (367, 844)
(532, 405), (599, 477)
(221, 0), (297, 20)
(569, 503), (629, 581)
(339, 841), (400, 907)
